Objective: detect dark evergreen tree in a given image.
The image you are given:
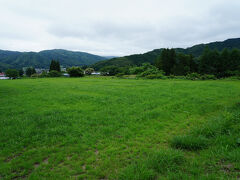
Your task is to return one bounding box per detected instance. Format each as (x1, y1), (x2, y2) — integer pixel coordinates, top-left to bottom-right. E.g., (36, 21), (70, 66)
(50, 60), (61, 72)
(156, 49), (177, 75)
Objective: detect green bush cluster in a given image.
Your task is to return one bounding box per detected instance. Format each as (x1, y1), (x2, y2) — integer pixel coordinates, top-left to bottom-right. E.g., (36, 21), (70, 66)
(67, 67), (84, 77)
(186, 73), (217, 80)
(48, 70), (62, 77)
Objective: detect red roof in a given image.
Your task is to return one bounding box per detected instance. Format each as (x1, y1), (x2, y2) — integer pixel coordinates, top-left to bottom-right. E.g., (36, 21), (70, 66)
(0, 73), (5, 76)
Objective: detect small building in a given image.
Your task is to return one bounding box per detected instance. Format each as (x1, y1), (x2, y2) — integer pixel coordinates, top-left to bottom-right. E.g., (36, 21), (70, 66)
(0, 77), (9, 80)
(61, 67), (67, 72)
(63, 73), (70, 77)
(0, 73), (9, 80)
(91, 72), (101, 75)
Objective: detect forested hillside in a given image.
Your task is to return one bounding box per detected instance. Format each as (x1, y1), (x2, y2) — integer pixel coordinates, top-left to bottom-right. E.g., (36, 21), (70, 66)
(93, 38), (240, 70)
(0, 49), (106, 71)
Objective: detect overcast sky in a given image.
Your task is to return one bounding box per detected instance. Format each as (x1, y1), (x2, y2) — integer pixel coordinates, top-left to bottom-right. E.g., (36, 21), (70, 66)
(0, 0), (240, 56)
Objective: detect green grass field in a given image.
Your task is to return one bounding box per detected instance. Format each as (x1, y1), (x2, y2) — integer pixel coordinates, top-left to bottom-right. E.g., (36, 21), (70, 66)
(1, 77), (240, 179)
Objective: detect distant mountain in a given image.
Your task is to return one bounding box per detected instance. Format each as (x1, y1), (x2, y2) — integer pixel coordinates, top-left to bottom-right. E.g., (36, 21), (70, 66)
(0, 49), (107, 71)
(93, 38), (240, 70)
(176, 38), (240, 57)
(102, 56), (119, 59)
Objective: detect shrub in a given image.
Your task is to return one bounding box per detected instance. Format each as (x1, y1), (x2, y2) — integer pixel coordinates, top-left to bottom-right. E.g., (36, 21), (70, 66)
(67, 67), (84, 77)
(170, 135), (209, 150)
(129, 66), (145, 75)
(145, 73), (166, 79)
(39, 71), (48, 78)
(186, 73), (201, 80)
(31, 73), (40, 78)
(100, 66), (120, 76)
(48, 70), (61, 77)
(138, 66), (165, 79)
(85, 68), (94, 75)
(168, 74), (175, 79)
(201, 74), (217, 80)
(116, 73), (125, 77)
(139, 68), (159, 77)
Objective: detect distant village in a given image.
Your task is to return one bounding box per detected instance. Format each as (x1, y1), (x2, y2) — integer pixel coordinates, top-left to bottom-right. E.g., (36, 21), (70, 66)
(0, 62), (101, 80)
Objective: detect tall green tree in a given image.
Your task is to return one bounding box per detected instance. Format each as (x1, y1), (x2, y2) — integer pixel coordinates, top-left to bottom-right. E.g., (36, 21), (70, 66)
(156, 49), (176, 75)
(26, 67), (36, 77)
(5, 69), (19, 78)
(50, 60), (61, 72)
(229, 49), (240, 71)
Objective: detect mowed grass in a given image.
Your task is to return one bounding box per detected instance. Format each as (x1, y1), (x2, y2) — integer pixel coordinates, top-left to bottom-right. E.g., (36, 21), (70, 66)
(0, 77), (240, 179)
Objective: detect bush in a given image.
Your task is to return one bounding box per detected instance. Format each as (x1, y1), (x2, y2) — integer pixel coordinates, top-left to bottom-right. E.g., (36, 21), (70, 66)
(201, 74), (216, 80)
(31, 73), (40, 78)
(67, 67), (84, 77)
(145, 73), (166, 79)
(168, 74), (175, 79)
(116, 73), (125, 77)
(85, 68), (94, 75)
(137, 65), (165, 79)
(186, 73), (201, 80)
(129, 66), (145, 75)
(170, 135), (209, 150)
(39, 71), (48, 78)
(100, 66), (120, 76)
(48, 70), (61, 77)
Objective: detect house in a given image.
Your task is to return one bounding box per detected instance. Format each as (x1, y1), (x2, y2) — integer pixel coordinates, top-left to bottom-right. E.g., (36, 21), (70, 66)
(0, 73), (5, 77)
(35, 68), (49, 74)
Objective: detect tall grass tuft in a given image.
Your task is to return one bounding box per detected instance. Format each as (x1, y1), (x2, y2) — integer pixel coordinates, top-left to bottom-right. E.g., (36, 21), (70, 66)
(170, 135), (209, 151)
(146, 149), (185, 173)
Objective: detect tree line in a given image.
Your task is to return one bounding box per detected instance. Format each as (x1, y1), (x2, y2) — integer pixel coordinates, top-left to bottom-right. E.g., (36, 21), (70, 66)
(156, 48), (240, 77)
(97, 47), (240, 78)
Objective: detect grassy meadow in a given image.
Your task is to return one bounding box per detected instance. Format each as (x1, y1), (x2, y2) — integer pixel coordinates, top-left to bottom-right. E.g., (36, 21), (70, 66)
(0, 77), (240, 179)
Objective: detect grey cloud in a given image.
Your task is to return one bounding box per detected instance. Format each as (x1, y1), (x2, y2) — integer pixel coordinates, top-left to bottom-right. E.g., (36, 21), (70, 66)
(0, 0), (239, 55)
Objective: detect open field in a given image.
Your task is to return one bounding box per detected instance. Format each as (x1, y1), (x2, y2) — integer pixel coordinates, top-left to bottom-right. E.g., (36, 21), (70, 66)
(0, 77), (240, 179)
